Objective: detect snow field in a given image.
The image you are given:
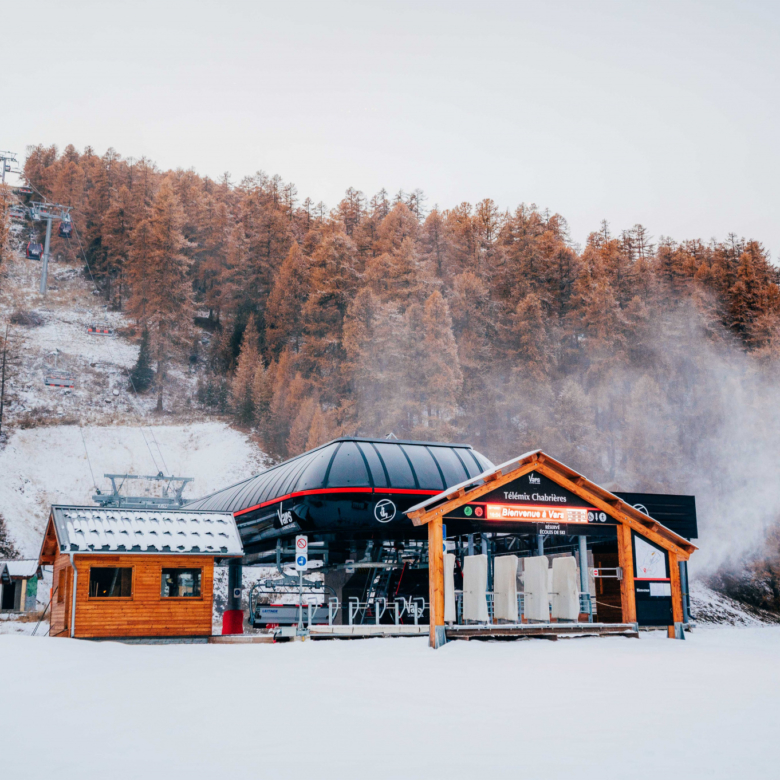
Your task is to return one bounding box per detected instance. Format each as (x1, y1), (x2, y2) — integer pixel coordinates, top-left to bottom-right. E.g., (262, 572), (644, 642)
(0, 627), (778, 780)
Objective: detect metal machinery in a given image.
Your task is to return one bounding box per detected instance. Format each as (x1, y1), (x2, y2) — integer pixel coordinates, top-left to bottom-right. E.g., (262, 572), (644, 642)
(29, 201), (73, 294)
(186, 436), (495, 627)
(92, 473), (194, 510)
(0, 151), (20, 184)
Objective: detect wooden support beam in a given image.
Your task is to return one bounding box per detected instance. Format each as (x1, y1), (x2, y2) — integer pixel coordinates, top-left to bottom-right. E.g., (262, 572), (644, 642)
(669, 551), (684, 627)
(409, 459), (539, 526)
(534, 462), (692, 559)
(616, 524), (637, 625)
(428, 517), (444, 649)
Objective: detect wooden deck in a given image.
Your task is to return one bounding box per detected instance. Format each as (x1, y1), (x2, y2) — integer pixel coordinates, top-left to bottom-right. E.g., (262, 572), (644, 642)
(445, 622), (639, 640)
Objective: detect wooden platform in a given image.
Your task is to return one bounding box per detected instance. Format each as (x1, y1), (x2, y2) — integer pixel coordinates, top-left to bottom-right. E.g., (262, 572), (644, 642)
(208, 634), (275, 644)
(445, 622), (639, 641)
(309, 624), (428, 639)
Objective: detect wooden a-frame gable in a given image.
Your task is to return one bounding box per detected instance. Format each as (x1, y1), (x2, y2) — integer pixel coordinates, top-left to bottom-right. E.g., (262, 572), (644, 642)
(39, 514), (60, 566)
(406, 449), (696, 559)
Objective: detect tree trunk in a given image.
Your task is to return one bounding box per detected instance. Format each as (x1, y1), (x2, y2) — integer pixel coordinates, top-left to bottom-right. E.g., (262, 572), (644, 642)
(156, 357), (164, 412)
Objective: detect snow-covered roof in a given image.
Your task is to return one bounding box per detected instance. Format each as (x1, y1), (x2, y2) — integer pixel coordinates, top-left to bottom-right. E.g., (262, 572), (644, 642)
(50, 506), (244, 556)
(1, 559), (41, 579)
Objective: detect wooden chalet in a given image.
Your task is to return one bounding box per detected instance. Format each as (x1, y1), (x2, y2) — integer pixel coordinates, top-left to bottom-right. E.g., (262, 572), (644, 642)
(38, 506), (243, 639)
(406, 449), (698, 648)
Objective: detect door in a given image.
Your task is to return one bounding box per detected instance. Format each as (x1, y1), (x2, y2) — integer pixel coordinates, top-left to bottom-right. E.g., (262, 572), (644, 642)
(1, 581), (16, 610)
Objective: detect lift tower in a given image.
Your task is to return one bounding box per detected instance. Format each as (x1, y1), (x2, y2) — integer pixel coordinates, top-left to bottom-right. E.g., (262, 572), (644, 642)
(0, 151), (19, 184)
(29, 201), (72, 294)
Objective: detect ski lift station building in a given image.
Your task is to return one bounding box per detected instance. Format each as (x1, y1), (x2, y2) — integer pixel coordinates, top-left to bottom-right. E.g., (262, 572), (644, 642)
(37, 437), (698, 645)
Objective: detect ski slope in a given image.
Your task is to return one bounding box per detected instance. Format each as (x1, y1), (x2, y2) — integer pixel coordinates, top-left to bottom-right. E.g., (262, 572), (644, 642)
(0, 422), (266, 556)
(0, 627), (778, 779)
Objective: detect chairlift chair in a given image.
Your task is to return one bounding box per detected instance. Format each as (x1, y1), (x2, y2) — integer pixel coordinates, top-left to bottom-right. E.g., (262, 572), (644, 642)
(86, 323), (115, 336)
(26, 241), (43, 260)
(9, 206), (26, 222)
(13, 186), (32, 197)
(44, 350), (75, 388)
(44, 370), (75, 389)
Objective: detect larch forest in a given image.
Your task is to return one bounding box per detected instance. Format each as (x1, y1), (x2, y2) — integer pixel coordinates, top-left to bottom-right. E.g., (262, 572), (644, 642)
(2, 142), (780, 611)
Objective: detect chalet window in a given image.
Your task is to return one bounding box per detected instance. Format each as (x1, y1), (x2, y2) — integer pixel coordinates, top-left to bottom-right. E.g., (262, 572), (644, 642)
(161, 568), (202, 598)
(89, 567), (133, 598)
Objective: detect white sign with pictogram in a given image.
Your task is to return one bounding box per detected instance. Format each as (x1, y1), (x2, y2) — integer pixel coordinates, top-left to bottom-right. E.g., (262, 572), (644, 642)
(295, 535), (308, 571)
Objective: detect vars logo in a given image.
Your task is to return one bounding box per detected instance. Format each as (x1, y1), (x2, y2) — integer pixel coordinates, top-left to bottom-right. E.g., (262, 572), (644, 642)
(277, 507), (294, 526)
(528, 472), (541, 485)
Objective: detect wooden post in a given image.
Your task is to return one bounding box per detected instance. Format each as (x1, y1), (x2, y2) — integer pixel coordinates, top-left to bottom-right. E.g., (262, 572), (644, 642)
(668, 551), (684, 637)
(428, 516), (445, 648)
(616, 524), (637, 625)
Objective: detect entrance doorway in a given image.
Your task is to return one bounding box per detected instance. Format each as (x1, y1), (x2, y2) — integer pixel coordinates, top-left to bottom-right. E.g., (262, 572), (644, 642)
(1, 581), (17, 610)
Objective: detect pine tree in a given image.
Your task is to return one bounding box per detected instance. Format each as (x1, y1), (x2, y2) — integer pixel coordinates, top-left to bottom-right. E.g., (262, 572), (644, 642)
(364, 237), (425, 310)
(265, 242), (310, 356)
(230, 315), (261, 426)
(130, 328), (154, 392)
(0, 512), (19, 559)
(126, 176), (192, 412)
(419, 291), (463, 431)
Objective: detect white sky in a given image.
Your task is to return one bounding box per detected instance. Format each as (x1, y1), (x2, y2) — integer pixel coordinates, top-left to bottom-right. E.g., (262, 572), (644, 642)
(2, 0), (779, 255)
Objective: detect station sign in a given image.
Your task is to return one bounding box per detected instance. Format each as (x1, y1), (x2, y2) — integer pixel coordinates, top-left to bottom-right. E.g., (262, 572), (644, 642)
(486, 505), (588, 523)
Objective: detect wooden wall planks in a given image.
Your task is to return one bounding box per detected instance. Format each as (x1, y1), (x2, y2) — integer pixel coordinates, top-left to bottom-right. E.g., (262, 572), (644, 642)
(50, 554), (215, 638)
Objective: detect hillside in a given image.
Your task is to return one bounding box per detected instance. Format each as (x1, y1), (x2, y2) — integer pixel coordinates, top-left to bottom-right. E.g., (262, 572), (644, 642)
(0, 422), (265, 557)
(3, 144), (780, 614)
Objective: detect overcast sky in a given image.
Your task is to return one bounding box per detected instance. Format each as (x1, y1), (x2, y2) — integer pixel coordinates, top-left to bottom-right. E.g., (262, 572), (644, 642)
(2, 0), (778, 254)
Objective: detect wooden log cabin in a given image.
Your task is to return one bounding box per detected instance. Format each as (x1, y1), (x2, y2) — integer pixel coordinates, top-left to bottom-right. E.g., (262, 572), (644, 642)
(38, 506), (243, 639)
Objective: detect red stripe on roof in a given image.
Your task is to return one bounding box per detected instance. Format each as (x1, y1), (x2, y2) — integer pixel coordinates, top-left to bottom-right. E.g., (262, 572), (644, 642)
(233, 486), (440, 517)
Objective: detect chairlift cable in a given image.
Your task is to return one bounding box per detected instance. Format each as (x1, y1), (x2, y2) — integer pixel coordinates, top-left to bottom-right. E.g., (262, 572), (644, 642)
(23, 174), (170, 478)
(70, 223), (163, 475)
(78, 423), (98, 493)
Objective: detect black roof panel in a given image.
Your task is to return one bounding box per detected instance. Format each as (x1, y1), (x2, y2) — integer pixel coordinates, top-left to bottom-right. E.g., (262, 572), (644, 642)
(185, 437), (493, 514)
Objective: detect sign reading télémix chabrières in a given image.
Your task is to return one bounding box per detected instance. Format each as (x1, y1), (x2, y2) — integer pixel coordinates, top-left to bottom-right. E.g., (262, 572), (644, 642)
(444, 470), (616, 534)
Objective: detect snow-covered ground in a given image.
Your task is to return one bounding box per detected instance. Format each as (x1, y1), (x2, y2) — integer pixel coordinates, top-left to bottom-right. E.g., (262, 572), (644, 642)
(0, 422), (266, 556)
(0, 627), (778, 779)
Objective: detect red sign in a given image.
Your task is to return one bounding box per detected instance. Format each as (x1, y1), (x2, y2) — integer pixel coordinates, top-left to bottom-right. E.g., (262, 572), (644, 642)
(485, 505), (589, 524)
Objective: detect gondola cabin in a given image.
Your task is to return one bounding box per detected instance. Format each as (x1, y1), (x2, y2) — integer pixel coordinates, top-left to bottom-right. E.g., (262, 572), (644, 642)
(26, 241), (43, 260)
(38, 506), (243, 639)
(58, 220), (72, 238)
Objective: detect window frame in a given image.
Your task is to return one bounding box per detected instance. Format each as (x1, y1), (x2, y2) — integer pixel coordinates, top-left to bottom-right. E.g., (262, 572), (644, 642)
(87, 565), (135, 601)
(160, 566), (204, 600)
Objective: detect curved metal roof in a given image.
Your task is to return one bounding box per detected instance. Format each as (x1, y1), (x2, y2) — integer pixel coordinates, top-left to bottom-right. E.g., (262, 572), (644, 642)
(185, 437), (494, 515)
